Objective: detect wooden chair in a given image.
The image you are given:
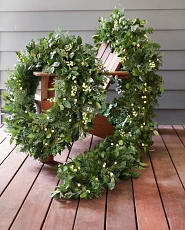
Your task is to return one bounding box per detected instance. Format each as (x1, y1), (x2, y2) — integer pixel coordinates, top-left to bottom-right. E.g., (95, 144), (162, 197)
(34, 43), (129, 139)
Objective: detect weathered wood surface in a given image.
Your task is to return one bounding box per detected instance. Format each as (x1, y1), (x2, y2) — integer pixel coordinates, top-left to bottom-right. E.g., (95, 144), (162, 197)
(1, 125), (185, 229)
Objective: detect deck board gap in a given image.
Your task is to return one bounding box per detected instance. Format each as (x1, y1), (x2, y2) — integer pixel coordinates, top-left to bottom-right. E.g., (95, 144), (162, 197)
(0, 137), (6, 144)
(1, 125), (184, 229)
(72, 135), (95, 229)
(89, 134), (94, 150)
(8, 163), (45, 229)
(148, 153), (170, 229)
(158, 127), (185, 192)
(131, 177), (138, 230)
(72, 198), (80, 230)
(171, 125), (185, 191)
(0, 154), (29, 196)
(0, 144), (17, 166)
(40, 179), (60, 230)
(66, 142), (74, 162)
(173, 125), (185, 147)
(43, 142), (78, 230)
(104, 188), (108, 230)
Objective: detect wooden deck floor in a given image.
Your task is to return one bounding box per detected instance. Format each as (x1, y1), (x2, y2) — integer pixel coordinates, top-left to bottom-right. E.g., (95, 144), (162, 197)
(1, 125), (185, 230)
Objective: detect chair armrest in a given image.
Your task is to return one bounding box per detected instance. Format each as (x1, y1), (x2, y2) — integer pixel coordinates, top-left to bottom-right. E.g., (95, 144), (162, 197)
(33, 72), (55, 77)
(101, 71), (129, 79)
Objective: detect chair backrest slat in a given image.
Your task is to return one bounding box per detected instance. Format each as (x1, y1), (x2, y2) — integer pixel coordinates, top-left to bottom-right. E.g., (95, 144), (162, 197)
(110, 56), (121, 71)
(104, 53), (115, 70)
(107, 53), (119, 71)
(96, 44), (121, 72)
(100, 45), (111, 63)
(100, 46), (122, 89)
(96, 43), (108, 59)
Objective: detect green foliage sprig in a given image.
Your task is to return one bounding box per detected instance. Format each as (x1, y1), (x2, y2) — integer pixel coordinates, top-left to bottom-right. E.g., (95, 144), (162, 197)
(93, 8), (164, 151)
(52, 128), (144, 199)
(3, 8), (163, 199)
(53, 8), (163, 199)
(3, 31), (106, 159)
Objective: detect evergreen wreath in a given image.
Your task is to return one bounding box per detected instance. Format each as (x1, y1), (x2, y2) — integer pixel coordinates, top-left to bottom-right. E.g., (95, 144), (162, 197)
(3, 8), (163, 199)
(3, 31), (106, 159)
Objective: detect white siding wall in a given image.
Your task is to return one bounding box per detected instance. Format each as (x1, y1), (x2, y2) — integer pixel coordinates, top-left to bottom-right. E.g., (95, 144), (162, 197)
(0, 0), (185, 124)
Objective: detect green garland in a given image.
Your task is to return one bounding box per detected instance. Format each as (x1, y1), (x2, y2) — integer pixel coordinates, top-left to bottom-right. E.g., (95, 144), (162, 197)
(3, 8), (163, 199)
(93, 8), (164, 151)
(52, 8), (163, 199)
(3, 31), (106, 159)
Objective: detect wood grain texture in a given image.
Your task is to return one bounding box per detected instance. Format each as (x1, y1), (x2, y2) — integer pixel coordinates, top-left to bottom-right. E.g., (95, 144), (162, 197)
(89, 114), (115, 139)
(159, 125), (185, 186)
(133, 154), (168, 230)
(151, 128), (185, 230)
(0, 125), (7, 142)
(42, 136), (93, 230)
(74, 192), (106, 230)
(11, 163), (58, 230)
(173, 125), (185, 145)
(90, 135), (104, 149)
(0, 147), (27, 195)
(67, 135), (92, 160)
(1, 125), (185, 229)
(0, 137), (16, 164)
(106, 179), (136, 230)
(43, 198), (79, 230)
(96, 43), (108, 59)
(0, 0), (185, 126)
(54, 146), (72, 164)
(0, 157), (42, 229)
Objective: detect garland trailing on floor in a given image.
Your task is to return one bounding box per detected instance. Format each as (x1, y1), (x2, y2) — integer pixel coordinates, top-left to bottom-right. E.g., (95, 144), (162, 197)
(3, 8), (163, 199)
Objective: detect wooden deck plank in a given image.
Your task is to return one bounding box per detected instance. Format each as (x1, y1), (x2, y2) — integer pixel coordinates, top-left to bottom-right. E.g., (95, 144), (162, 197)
(73, 135), (106, 229)
(43, 138), (92, 230)
(10, 162), (58, 230)
(0, 137), (16, 164)
(89, 135), (103, 149)
(106, 179), (136, 230)
(54, 135), (100, 163)
(173, 125), (185, 146)
(159, 125), (185, 186)
(74, 192), (106, 230)
(0, 125), (7, 142)
(0, 158), (42, 230)
(1, 125), (185, 229)
(133, 154), (169, 230)
(43, 198), (79, 230)
(0, 147), (28, 195)
(54, 147), (71, 164)
(68, 135), (93, 160)
(151, 128), (185, 229)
